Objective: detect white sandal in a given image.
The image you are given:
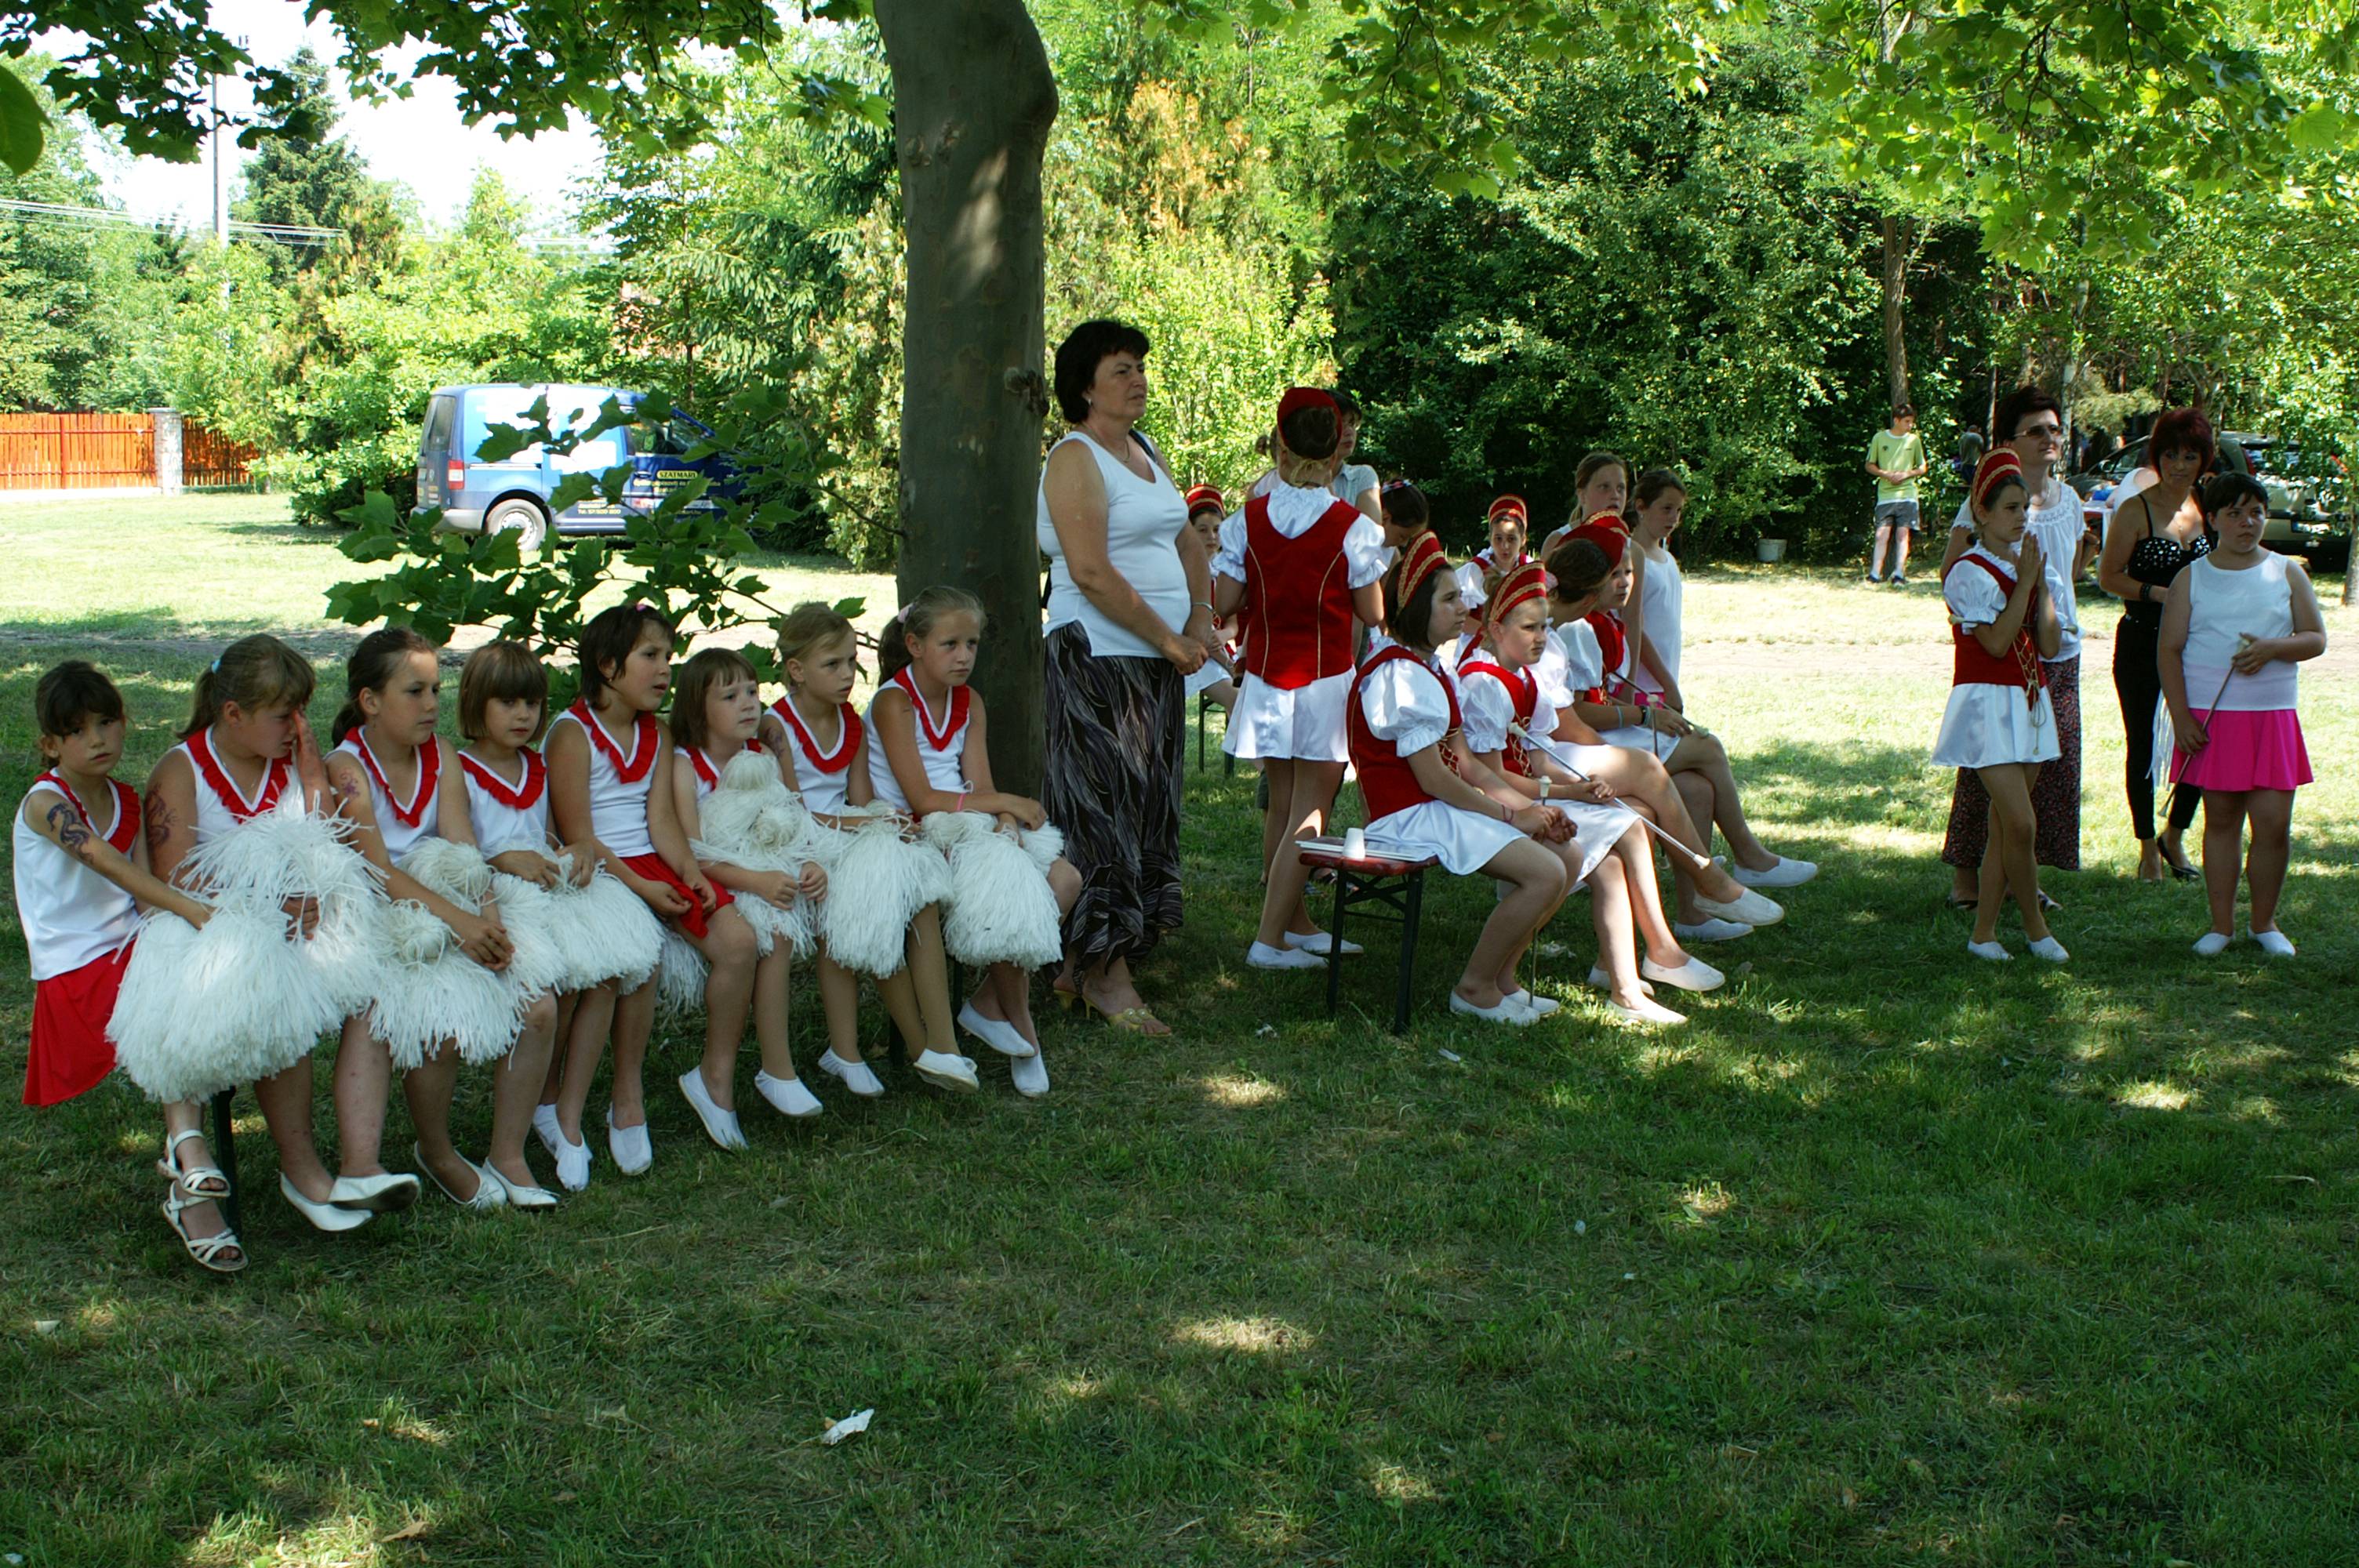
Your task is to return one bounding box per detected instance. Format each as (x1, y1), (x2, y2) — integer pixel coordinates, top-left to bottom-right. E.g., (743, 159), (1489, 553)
(163, 1185), (247, 1273)
(157, 1127), (231, 1200)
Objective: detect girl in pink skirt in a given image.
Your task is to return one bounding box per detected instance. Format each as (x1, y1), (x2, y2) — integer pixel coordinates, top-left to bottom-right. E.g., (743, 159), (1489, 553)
(2161, 473), (2328, 957)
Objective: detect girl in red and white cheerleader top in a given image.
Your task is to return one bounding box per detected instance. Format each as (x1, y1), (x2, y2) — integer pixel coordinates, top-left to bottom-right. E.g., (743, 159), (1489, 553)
(1453, 494), (1532, 615)
(871, 587), (1081, 1098)
(1349, 535), (1682, 1027)
(1936, 450), (2065, 964)
(543, 602), (707, 1185)
(13, 661), (235, 1272)
(759, 600), (985, 1099)
(664, 647), (827, 1138)
(1212, 387), (1389, 973)
(329, 627), (562, 1211)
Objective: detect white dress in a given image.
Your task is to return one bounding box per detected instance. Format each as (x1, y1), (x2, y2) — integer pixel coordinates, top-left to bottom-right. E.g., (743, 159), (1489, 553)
(1357, 658), (1528, 875)
(1547, 622), (1658, 751)
(1213, 482), (1390, 761)
(1931, 546), (2062, 768)
(865, 672), (974, 814)
(1457, 668), (1637, 883)
(1631, 546), (1682, 696)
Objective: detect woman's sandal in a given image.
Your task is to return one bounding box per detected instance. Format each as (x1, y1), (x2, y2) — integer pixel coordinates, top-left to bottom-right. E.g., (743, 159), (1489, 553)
(163, 1185), (247, 1274)
(157, 1127), (231, 1200)
(1083, 995), (1170, 1036)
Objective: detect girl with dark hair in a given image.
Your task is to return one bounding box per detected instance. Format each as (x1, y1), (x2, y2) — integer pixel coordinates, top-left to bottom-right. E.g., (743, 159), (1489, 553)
(2095, 406), (2215, 880)
(1038, 318), (1213, 1036)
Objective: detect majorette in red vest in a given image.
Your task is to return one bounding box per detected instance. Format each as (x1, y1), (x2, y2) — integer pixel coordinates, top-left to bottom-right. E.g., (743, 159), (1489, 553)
(1239, 490), (1365, 688)
(1346, 532), (1467, 822)
(1459, 494), (1534, 608)
(1456, 561), (1552, 778)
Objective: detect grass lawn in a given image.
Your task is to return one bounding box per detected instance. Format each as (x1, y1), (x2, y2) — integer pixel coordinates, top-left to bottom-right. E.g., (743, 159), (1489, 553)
(2, 499), (2356, 1566)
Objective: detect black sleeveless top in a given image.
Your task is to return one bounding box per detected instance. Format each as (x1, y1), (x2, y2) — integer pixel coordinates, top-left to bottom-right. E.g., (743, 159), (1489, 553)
(2119, 494), (2213, 629)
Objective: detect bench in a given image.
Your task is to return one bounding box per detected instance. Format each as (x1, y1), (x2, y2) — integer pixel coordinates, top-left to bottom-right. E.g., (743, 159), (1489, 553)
(1297, 844), (1440, 1033)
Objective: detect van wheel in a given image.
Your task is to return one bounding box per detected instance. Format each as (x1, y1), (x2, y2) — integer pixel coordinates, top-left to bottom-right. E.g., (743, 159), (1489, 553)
(486, 499), (549, 553)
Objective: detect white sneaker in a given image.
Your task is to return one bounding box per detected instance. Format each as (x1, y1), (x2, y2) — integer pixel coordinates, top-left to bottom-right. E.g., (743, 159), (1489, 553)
(1586, 965), (1655, 996)
(1009, 1048), (1050, 1098)
(678, 1069), (748, 1151)
(957, 1000), (1036, 1058)
(1285, 929), (1365, 956)
(1448, 992), (1538, 1025)
(1692, 886), (1784, 926)
(754, 1069), (826, 1118)
(1640, 956), (1725, 993)
(1605, 995), (1688, 1027)
(1247, 940), (1326, 971)
(606, 1108), (652, 1175)
(1501, 989), (1561, 1017)
(1731, 855), (1817, 889)
(911, 1049), (981, 1093)
(1673, 917), (1751, 944)
(2252, 927), (2296, 958)
(816, 1050), (886, 1098)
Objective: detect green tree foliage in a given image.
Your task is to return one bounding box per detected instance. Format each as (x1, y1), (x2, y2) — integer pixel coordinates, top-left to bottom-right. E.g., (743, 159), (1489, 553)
(231, 48), (380, 285)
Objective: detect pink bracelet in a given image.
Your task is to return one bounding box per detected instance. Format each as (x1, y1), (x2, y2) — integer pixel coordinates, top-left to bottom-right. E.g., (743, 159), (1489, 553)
(955, 790), (968, 814)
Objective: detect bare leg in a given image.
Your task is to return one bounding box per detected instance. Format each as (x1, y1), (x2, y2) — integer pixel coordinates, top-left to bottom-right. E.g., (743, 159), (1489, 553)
(162, 1098), (238, 1258)
(402, 1043), (474, 1198)
(973, 857), (1079, 1047)
(878, 905), (957, 1059)
(2244, 789), (2294, 933)
(1665, 734), (1775, 869)
(1610, 829), (1688, 964)
(489, 995), (558, 1186)
(1979, 764), (2048, 943)
(254, 1057), (334, 1201)
(1585, 852), (1649, 1007)
(749, 947), (797, 1082)
(1491, 838), (1578, 998)
(1892, 528), (1911, 577)
(685, 908), (760, 1112)
(332, 1015), (394, 1178)
(816, 949), (865, 1065)
(551, 982), (616, 1143)
(1462, 839), (1567, 1007)
(1254, 759), (1345, 949)
(605, 976), (656, 1130)
(1256, 756), (1290, 889)
(1573, 746), (1749, 913)
(2201, 789), (2247, 937)
(1869, 523), (1892, 579)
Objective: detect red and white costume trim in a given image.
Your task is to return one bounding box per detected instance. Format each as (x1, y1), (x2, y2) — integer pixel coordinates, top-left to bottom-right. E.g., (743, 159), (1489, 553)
(1212, 481), (1389, 761)
(866, 669), (972, 815)
(459, 746), (550, 856)
(14, 773), (142, 1105)
(1347, 646), (1525, 875)
(771, 695), (863, 814)
(551, 700), (660, 858)
(1932, 546), (2060, 769)
(335, 731), (442, 863)
(180, 728), (302, 842)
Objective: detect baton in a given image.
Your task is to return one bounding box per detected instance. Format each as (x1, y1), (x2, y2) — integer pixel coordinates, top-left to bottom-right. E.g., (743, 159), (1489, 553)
(1510, 724), (1717, 872)
(2167, 634), (2254, 786)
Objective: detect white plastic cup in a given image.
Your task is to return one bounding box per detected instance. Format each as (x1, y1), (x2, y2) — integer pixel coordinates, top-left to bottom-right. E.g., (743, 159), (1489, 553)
(1343, 827), (1367, 859)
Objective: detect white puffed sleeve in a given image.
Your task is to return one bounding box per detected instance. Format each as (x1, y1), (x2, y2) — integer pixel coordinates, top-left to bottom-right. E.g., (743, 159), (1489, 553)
(1359, 659), (1455, 758)
(1552, 622), (1605, 695)
(1344, 516), (1392, 590)
(1943, 554), (2008, 630)
(1211, 508), (1249, 586)
(1532, 639), (1575, 710)
(1454, 560), (1488, 609)
(1459, 670), (1514, 755)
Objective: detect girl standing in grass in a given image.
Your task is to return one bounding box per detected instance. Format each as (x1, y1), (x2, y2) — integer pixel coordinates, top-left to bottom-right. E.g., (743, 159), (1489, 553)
(15, 661), (234, 1269)
(1627, 469), (1690, 711)
(329, 628), (561, 1210)
(1933, 452), (2066, 963)
(759, 601), (981, 1098)
(1182, 485), (1240, 712)
(665, 647), (828, 1128)
(2161, 472), (2326, 956)
(871, 587), (1080, 1095)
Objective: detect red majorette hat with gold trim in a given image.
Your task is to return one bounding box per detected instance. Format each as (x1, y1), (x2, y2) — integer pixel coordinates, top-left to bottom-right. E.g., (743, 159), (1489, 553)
(1481, 560), (1551, 636)
(1184, 483), (1226, 517)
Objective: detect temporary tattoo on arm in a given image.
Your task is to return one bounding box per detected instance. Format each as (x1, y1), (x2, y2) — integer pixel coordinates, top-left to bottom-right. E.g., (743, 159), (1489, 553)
(144, 793), (177, 853)
(45, 800), (96, 865)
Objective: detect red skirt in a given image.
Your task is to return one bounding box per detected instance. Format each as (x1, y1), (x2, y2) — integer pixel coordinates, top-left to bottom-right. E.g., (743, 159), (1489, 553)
(27, 942), (132, 1106)
(619, 853), (733, 938)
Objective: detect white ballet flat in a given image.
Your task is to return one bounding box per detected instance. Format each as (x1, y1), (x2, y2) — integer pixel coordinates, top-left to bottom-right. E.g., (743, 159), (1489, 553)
(1672, 917), (1751, 944)
(1587, 965), (1656, 996)
(282, 1174), (372, 1232)
(2026, 935), (2070, 964)
(1502, 989), (1561, 1017)
(1641, 956), (1725, 993)
(957, 1000), (1036, 1058)
(482, 1161), (561, 1210)
(1731, 855), (1817, 889)
(2190, 931), (2232, 957)
(754, 1069), (826, 1118)
(1285, 929), (1365, 956)
(816, 1050), (886, 1098)
(326, 1170), (421, 1213)
(1692, 886), (1784, 926)
(677, 1069), (748, 1151)
(1448, 992), (1538, 1026)
(911, 1049), (980, 1094)
(415, 1143), (506, 1210)
(1009, 1048), (1051, 1099)
(1966, 939), (2013, 962)
(1246, 940), (1326, 971)
(1604, 995), (1688, 1027)
(2251, 927), (2296, 958)
(606, 1108), (653, 1175)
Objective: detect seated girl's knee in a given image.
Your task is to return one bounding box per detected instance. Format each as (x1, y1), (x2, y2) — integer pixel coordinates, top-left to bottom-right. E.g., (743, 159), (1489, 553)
(712, 913), (759, 968)
(525, 994), (559, 1033)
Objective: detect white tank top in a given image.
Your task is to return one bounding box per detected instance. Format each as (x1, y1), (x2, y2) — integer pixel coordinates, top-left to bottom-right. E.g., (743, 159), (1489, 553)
(865, 670), (973, 815)
(1632, 548), (1684, 695)
(458, 747), (551, 857)
(335, 731), (443, 863)
(675, 742), (759, 806)
(550, 702), (659, 857)
(770, 695), (862, 815)
(2184, 550), (2299, 712)
(13, 773), (141, 980)
(178, 728), (304, 848)
(1037, 430), (1191, 659)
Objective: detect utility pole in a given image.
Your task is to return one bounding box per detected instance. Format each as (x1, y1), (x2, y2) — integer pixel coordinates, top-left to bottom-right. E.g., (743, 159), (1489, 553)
(209, 71), (227, 247)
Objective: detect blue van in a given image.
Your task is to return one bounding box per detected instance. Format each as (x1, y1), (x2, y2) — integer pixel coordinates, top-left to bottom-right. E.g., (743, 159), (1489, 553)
(413, 383), (741, 550)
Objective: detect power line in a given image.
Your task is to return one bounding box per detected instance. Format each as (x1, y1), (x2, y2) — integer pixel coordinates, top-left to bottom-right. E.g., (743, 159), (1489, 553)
(0, 196), (344, 244)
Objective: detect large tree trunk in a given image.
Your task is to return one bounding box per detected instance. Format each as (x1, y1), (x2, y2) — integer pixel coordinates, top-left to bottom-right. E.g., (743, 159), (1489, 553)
(1881, 212), (1908, 411)
(875, 0), (1059, 795)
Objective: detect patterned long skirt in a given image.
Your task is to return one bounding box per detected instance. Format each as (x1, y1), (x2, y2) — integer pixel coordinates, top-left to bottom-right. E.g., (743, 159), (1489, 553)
(1041, 624), (1186, 970)
(1943, 654), (2083, 871)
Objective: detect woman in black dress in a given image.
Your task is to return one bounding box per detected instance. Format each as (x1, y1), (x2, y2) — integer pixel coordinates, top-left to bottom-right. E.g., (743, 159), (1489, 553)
(2095, 406), (2215, 881)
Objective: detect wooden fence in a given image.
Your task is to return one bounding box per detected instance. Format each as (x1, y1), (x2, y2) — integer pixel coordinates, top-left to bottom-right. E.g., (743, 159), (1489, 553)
(0, 412), (257, 491)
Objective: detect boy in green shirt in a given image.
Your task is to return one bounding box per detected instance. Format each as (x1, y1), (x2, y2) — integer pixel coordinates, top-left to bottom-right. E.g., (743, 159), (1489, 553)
(1864, 403), (1928, 585)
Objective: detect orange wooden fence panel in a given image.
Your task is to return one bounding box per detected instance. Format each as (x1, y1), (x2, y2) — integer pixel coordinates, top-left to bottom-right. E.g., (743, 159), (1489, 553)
(0, 412), (256, 489)
(184, 422), (256, 488)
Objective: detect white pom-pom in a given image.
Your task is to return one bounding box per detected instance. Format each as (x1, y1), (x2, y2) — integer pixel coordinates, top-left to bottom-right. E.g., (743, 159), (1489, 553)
(928, 812), (1064, 968)
(817, 811), (951, 977)
(656, 927), (707, 1022)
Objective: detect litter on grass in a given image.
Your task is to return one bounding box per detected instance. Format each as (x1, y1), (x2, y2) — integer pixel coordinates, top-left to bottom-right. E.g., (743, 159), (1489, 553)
(1437, 1048), (1462, 1064)
(1256, 1025), (1277, 1038)
(820, 1408), (875, 1446)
